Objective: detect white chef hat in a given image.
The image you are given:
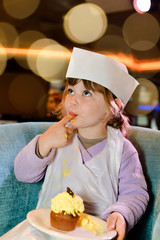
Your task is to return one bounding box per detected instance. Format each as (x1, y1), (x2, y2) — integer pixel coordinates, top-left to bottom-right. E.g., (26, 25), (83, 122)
(66, 47), (139, 105)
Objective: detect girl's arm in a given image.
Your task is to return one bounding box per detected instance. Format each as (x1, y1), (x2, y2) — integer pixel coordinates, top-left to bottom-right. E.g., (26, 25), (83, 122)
(14, 135), (55, 183)
(14, 115), (75, 183)
(101, 139), (149, 232)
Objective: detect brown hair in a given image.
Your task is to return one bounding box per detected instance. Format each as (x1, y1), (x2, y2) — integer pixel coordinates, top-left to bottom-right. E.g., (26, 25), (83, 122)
(56, 78), (130, 137)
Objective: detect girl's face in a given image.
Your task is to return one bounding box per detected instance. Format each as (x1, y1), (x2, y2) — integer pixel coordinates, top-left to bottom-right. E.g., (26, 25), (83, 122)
(64, 80), (111, 138)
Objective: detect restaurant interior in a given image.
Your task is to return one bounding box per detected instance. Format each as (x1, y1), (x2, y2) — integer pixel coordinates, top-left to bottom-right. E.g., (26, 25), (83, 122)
(0, 0), (160, 129)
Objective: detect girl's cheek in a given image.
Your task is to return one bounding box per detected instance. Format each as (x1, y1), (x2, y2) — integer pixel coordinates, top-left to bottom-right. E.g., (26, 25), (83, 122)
(64, 95), (70, 104)
(103, 110), (112, 123)
(64, 101), (69, 112)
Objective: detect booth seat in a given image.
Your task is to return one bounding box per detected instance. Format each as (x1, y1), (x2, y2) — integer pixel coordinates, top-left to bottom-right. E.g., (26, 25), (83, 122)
(152, 212), (160, 240)
(0, 122), (160, 239)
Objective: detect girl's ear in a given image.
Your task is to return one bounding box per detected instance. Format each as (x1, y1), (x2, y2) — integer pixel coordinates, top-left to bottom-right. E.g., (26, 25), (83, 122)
(114, 98), (123, 109)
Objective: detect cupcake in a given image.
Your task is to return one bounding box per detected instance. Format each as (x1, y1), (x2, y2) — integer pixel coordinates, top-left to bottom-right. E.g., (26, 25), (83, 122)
(50, 188), (84, 231)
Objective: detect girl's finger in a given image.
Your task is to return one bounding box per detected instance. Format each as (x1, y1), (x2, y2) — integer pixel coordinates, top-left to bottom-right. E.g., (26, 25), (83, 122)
(59, 115), (73, 126)
(65, 126), (75, 140)
(66, 126), (74, 135)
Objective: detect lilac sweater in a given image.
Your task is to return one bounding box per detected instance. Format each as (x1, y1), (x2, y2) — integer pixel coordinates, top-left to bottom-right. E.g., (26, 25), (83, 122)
(14, 134), (149, 232)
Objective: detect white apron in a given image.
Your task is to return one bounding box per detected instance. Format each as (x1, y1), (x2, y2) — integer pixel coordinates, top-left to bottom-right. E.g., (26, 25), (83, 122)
(1, 126), (124, 240)
(37, 126), (124, 216)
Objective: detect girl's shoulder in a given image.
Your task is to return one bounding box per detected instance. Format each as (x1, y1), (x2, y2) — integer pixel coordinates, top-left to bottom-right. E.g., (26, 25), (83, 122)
(122, 137), (138, 159)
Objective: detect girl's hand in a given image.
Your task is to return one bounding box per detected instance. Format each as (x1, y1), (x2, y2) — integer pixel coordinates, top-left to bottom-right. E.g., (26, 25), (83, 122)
(38, 115), (75, 157)
(107, 212), (126, 240)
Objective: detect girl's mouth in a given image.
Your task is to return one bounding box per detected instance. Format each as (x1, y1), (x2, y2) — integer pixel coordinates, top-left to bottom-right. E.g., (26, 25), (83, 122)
(69, 112), (77, 119)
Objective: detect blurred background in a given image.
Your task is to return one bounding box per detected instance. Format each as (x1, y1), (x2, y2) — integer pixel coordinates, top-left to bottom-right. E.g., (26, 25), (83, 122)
(0, 0), (160, 129)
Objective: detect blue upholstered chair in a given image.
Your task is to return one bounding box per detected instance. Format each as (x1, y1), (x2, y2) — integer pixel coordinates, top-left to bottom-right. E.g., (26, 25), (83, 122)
(0, 122), (160, 239)
(152, 212), (160, 240)
(152, 180), (160, 240)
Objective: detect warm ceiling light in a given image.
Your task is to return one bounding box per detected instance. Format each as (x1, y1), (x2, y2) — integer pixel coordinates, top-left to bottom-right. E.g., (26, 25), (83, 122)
(122, 13), (160, 51)
(133, 0), (151, 13)
(63, 3), (108, 44)
(125, 77), (159, 116)
(36, 44), (70, 82)
(1, 47), (160, 72)
(2, 0), (40, 19)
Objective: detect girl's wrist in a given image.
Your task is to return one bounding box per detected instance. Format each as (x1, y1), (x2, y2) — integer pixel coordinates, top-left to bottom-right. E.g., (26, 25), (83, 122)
(38, 135), (51, 158)
(35, 140), (44, 159)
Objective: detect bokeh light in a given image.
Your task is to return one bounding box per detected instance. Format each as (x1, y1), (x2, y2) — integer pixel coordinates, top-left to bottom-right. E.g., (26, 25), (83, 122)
(0, 22), (18, 59)
(14, 30), (46, 69)
(133, 0), (151, 13)
(94, 35), (131, 55)
(37, 93), (48, 118)
(63, 3), (107, 44)
(2, 0), (40, 19)
(27, 38), (59, 75)
(122, 13), (160, 51)
(0, 43), (7, 75)
(36, 44), (70, 82)
(130, 45), (160, 78)
(8, 74), (46, 114)
(125, 78), (159, 116)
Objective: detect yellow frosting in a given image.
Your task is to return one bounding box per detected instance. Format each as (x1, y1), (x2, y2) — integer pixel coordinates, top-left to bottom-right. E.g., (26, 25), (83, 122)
(51, 192), (84, 217)
(77, 213), (105, 235)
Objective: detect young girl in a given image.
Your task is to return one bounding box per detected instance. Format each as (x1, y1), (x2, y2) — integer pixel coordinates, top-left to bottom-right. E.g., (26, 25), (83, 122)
(12, 48), (149, 240)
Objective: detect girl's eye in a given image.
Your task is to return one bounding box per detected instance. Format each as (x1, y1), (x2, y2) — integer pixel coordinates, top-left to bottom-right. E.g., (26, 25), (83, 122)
(67, 88), (74, 95)
(83, 90), (92, 97)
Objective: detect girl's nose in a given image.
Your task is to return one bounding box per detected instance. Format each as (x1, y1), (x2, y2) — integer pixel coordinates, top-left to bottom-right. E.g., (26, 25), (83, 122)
(70, 94), (78, 105)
